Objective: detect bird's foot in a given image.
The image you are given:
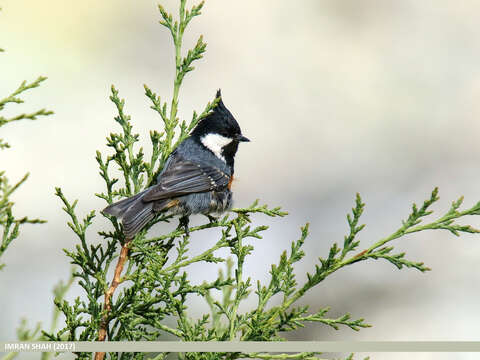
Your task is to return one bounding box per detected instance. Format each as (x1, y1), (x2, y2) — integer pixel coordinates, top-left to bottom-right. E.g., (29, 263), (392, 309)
(205, 214), (218, 224)
(179, 216), (190, 236)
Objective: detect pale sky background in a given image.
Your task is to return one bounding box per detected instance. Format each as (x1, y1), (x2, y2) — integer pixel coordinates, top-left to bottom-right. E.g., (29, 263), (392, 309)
(1, 1), (480, 359)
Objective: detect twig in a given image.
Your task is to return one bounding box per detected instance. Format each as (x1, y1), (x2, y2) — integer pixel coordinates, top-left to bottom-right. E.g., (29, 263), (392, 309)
(95, 239), (132, 360)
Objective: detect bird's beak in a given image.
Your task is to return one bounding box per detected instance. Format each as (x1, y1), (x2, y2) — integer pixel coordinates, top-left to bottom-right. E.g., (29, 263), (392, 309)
(235, 134), (250, 142)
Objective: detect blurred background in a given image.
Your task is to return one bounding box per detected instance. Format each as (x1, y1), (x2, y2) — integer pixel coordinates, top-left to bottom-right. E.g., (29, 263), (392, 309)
(1, 0), (480, 359)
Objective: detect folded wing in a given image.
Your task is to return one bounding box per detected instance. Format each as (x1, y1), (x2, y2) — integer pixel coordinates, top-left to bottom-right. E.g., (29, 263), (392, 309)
(142, 158), (230, 202)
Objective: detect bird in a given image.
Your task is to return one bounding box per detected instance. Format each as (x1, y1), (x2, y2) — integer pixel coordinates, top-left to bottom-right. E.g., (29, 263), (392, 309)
(103, 90), (250, 239)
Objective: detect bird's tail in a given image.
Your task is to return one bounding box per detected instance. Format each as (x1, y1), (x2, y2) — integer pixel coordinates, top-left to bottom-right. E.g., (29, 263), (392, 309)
(103, 190), (148, 217)
(103, 189), (156, 239)
(122, 200), (155, 239)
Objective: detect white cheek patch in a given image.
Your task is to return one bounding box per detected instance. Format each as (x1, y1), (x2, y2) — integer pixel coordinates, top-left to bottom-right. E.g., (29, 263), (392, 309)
(201, 133), (233, 162)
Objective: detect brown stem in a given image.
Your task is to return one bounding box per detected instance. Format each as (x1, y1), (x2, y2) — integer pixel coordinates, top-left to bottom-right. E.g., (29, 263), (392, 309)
(94, 239), (132, 360)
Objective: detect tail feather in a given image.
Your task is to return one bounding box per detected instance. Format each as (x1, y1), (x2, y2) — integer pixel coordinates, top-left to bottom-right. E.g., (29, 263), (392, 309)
(103, 190), (173, 239)
(122, 201), (155, 239)
(103, 189), (148, 218)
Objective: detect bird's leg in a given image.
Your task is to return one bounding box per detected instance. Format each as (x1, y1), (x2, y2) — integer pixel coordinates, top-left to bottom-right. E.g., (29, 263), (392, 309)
(179, 215), (190, 236)
(205, 214), (218, 224)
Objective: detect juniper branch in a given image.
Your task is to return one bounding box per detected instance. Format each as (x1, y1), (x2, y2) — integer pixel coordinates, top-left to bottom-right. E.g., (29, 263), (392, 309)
(236, 188), (480, 343)
(0, 28), (51, 267)
(0, 76), (53, 135)
(90, 2), (212, 358)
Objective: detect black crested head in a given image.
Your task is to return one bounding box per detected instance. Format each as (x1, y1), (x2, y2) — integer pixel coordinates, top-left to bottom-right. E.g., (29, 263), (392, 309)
(191, 90), (243, 139)
(191, 90), (249, 168)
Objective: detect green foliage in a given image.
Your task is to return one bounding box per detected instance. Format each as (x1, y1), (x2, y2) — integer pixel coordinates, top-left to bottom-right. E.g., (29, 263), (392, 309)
(0, 173), (45, 270)
(0, 8), (52, 269)
(0, 76), (53, 149)
(0, 7), (58, 355)
(36, 1), (480, 360)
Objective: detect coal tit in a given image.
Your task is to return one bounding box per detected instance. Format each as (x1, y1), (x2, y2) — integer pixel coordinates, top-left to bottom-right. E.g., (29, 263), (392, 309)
(103, 90), (249, 239)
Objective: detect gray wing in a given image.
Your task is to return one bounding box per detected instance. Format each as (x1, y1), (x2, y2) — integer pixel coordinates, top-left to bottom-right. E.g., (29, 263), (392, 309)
(142, 156), (231, 202)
